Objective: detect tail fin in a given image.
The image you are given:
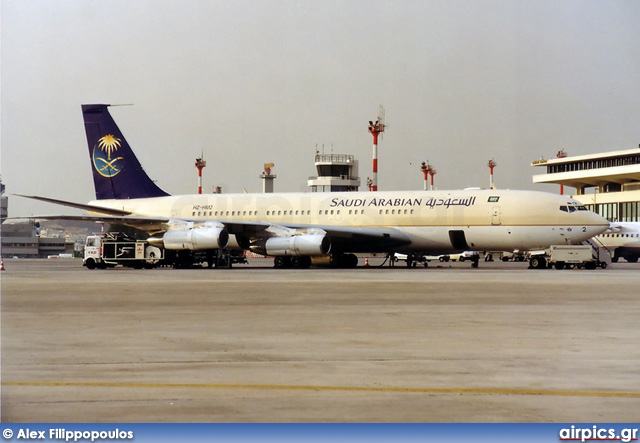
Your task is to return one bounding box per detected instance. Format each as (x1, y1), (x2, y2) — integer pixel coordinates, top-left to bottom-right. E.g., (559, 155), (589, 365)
(82, 104), (170, 200)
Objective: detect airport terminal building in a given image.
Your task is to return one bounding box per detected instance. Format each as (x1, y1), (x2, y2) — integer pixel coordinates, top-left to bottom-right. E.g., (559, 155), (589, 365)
(532, 148), (640, 222)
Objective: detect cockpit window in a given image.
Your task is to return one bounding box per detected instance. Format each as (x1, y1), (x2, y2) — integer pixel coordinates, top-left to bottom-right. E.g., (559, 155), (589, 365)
(561, 203), (588, 213)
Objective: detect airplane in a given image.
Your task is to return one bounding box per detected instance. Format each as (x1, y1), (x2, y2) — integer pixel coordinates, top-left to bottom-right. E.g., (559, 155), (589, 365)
(17, 104), (610, 269)
(596, 222), (640, 263)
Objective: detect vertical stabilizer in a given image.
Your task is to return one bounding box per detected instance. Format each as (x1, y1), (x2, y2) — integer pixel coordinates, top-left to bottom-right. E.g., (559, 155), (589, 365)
(82, 104), (170, 200)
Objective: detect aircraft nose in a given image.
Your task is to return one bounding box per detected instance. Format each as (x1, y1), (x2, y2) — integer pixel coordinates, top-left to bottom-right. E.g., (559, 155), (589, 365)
(584, 211), (610, 236)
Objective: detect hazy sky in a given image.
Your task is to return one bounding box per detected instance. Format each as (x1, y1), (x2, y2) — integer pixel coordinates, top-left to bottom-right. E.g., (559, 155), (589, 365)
(2, 0), (640, 217)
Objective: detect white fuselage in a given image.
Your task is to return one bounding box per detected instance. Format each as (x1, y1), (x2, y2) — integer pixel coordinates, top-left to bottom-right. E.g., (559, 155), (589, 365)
(596, 222), (640, 259)
(90, 189), (609, 254)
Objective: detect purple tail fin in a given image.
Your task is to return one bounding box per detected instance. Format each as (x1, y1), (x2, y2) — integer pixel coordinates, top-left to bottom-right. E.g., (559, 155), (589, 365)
(82, 104), (170, 200)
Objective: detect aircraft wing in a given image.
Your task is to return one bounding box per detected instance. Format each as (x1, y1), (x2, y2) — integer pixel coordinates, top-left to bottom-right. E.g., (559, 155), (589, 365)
(607, 222), (640, 234)
(223, 221), (412, 252)
(14, 194), (132, 216)
(19, 214), (169, 226)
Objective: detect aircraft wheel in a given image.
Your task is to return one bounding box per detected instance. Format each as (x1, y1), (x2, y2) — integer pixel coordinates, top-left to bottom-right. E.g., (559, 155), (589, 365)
(341, 253), (358, 268)
(274, 256), (291, 269)
(291, 256), (311, 269)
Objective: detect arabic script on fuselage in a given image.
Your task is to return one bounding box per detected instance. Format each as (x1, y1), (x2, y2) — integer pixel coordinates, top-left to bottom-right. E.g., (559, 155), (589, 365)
(329, 196), (477, 209)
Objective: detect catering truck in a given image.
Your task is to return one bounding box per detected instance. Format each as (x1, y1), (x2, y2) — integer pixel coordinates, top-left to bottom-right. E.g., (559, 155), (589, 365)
(83, 232), (163, 269)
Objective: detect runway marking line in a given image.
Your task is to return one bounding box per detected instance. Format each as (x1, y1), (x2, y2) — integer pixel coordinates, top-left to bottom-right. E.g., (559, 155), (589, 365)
(3, 381), (640, 398)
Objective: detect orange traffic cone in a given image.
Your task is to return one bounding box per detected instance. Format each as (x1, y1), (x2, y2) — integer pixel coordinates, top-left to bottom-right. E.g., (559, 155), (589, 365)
(364, 257), (369, 267)
(0, 259), (5, 271)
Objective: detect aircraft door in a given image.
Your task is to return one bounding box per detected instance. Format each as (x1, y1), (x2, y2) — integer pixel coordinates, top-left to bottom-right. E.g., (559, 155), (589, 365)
(491, 206), (501, 226)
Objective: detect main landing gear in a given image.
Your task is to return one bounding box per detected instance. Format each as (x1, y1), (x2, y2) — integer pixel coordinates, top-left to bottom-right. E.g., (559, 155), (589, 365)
(273, 256), (312, 269)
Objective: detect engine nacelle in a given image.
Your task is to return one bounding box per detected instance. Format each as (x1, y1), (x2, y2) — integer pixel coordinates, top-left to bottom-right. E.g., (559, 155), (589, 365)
(251, 234), (331, 257)
(226, 233), (250, 250)
(150, 226), (229, 250)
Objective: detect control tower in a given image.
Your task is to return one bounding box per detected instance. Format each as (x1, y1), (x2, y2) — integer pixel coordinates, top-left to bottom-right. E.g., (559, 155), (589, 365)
(308, 153), (360, 192)
(260, 163), (276, 193)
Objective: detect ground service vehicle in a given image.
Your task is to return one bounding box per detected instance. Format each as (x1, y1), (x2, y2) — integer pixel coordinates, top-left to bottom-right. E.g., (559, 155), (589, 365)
(528, 244), (610, 270)
(83, 233), (163, 269)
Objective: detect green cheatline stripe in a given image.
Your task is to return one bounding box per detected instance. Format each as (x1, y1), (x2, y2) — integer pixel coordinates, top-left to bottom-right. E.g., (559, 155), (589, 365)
(3, 381), (640, 398)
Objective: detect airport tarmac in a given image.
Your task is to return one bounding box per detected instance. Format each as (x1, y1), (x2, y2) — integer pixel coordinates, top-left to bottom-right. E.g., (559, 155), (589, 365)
(1, 257), (639, 422)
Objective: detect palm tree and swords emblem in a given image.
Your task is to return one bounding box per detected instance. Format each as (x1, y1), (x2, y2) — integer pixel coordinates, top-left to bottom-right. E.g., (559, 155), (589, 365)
(93, 135), (124, 177)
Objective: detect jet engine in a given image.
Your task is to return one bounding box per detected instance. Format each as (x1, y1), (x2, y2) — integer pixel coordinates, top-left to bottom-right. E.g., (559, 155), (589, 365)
(149, 226), (229, 250)
(250, 234), (331, 257)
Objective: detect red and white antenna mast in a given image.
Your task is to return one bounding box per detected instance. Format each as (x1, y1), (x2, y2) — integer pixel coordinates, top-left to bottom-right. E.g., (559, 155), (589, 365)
(487, 159), (497, 190)
(429, 167), (437, 191)
(367, 105), (386, 191)
(195, 155), (206, 194)
(420, 162), (430, 191)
